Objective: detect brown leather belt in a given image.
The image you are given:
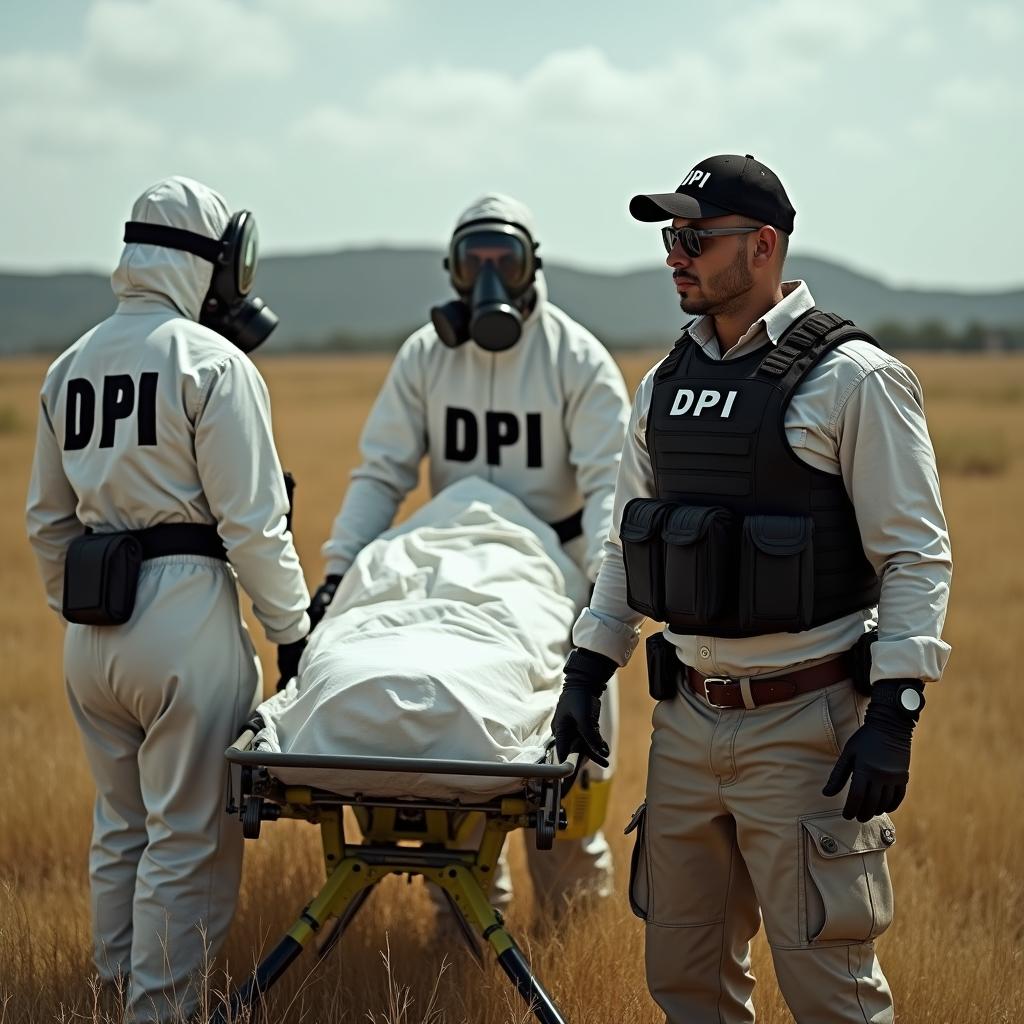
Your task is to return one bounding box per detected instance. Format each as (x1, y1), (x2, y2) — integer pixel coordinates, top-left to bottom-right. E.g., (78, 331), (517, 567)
(685, 655), (851, 710)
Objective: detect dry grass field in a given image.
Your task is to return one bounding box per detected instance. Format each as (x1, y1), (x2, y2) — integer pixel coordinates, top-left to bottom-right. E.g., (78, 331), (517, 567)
(1, 352), (1022, 1023)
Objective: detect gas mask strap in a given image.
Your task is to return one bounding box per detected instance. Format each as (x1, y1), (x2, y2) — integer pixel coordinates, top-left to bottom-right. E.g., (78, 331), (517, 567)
(123, 222), (223, 264)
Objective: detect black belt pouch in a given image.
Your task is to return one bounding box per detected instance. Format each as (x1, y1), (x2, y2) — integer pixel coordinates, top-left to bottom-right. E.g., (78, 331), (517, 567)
(849, 626), (878, 696)
(62, 532), (144, 626)
(645, 632), (681, 701)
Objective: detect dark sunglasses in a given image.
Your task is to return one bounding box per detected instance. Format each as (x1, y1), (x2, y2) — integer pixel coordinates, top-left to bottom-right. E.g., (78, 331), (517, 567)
(661, 225), (759, 257)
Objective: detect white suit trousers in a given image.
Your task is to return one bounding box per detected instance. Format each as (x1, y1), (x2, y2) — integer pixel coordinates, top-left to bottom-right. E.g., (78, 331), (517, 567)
(64, 555), (260, 1023)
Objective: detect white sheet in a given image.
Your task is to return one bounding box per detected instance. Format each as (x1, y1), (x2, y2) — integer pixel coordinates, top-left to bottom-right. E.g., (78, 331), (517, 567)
(253, 477), (588, 799)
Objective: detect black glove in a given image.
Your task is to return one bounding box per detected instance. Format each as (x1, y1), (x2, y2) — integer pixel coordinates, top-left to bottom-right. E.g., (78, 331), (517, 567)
(307, 574), (343, 631)
(276, 638), (307, 692)
(552, 648), (617, 767)
(822, 679), (924, 822)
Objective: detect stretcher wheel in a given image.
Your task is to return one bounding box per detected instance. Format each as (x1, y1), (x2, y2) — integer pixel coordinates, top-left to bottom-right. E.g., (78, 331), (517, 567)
(534, 809), (555, 850)
(242, 797), (263, 839)
(534, 775), (561, 850)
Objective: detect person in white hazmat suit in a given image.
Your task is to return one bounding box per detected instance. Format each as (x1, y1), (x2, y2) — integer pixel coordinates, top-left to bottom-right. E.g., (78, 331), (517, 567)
(25, 176), (310, 1023)
(311, 194), (631, 909)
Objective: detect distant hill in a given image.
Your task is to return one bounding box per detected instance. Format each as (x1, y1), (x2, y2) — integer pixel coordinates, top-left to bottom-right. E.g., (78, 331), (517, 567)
(3, 248), (1023, 355)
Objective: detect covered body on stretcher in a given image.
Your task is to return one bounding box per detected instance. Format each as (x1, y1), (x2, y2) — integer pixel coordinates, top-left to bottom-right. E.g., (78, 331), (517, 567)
(221, 479), (603, 1023)
(252, 476), (590, 799)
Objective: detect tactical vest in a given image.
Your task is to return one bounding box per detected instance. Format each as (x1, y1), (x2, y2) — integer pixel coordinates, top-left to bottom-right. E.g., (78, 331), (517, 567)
(621, 308), (881, 638)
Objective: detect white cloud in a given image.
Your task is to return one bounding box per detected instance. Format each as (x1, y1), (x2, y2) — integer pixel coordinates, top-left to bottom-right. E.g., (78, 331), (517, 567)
(968, 3), (1021, 43)
(256, 0), (393, 24)
(83, 0), (294, 87)
(0, 50), (158, 159)
(901, 26), (938, 56)
(4, 104), (160, 158)
(935, 74), (1021, 117)
(0, 0), (1020, 288)
(285, 0), (940, 176)
(290, 105), (384, 155)
(0, 51), (86, 99)
(728, 0), (889, 55)
(0, 0), (295, 162)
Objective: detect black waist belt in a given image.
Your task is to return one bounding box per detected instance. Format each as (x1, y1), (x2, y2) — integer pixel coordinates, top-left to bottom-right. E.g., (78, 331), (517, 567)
(550, 508), (584, 544)
(87, 523), (228, 561)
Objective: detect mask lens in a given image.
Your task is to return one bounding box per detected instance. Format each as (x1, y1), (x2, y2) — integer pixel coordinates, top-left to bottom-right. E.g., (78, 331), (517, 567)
(237, 218), (259, 295)
(451, 229), (530, 293)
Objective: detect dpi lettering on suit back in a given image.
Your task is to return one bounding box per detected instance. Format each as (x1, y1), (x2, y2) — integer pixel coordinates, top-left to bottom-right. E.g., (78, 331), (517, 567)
(64, 374), (159, 449)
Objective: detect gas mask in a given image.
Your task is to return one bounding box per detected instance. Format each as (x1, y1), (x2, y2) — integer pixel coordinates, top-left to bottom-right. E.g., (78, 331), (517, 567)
(123, 211), (279, 352)
(430, 219), (541, 352)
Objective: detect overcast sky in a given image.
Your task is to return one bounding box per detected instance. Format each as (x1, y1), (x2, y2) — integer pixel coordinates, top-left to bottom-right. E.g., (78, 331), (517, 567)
(1, 0), (1019, 289)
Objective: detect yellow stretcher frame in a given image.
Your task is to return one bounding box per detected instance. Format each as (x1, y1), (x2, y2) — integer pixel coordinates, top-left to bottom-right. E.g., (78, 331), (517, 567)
(213, 729), (601, 1024)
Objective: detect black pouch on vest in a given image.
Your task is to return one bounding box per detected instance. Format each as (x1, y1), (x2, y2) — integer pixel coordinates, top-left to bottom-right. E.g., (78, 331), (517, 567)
(62, 532), (144, 626)
(739, 514), (814, 632)
(621, 498), (670, 620)
(645, 631), (681, 701)
(662, 505), (736, 630)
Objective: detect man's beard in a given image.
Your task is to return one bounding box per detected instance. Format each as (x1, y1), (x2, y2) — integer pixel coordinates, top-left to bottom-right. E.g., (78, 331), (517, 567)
(678, 244), (754, 316)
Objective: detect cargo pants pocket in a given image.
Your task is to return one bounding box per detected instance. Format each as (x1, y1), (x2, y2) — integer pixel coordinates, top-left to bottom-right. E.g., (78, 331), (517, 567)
(739, 514), (814, 632)
(800, 810), (896, 944)
(621, 499), (671, 620)
(624, 802), (650, 920)
(662, 505), (736, 629)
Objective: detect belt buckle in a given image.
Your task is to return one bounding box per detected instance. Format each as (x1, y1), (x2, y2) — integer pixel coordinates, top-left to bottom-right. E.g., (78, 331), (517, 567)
(700, 675), (735, 710)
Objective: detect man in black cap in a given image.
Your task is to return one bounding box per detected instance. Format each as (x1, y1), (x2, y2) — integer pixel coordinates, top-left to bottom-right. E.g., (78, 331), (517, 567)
(552, 155), (952, 1022)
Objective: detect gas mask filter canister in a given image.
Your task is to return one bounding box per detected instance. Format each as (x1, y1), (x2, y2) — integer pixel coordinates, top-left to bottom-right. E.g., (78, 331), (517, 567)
(430, 219), (541, 352)
(122, 211), (279, 353)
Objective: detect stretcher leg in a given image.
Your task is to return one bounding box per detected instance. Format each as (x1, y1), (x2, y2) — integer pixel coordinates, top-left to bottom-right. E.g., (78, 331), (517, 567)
(212, 857), (383, 1023)
(315, 882), (376, 961)
(429, 863), (568, 1024)
(219, 766), (574, 1022)
(497, 945), (568, 1024)
(438, 887), (484, 963)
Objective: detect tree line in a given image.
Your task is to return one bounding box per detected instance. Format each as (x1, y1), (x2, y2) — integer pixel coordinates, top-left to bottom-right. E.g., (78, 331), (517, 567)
(872, 321), (1024, 352)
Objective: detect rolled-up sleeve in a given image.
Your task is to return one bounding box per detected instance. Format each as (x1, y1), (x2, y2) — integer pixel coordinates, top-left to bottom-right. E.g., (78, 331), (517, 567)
(572, 372), (657, 665)
(835, 361), (952, 682)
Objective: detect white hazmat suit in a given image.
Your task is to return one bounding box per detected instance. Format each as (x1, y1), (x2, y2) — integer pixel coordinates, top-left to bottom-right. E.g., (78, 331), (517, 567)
(26, 176), (310, 1023)
(322, 194), (631, 907)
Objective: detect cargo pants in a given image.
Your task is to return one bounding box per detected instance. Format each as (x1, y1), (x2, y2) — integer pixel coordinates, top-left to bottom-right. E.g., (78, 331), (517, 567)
(628, 675), (896, 1024)
(64, 556), (261, 1024)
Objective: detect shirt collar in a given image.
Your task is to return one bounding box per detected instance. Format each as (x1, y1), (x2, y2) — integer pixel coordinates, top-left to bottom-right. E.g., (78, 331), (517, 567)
(686, 280), (816, 360)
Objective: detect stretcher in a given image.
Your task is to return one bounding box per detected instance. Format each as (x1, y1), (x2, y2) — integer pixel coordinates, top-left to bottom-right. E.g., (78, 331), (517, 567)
(213, 723), (609, 1024)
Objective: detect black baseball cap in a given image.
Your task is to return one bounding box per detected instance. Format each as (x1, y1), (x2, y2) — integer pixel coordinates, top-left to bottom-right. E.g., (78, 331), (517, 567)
(629, 154), (796, 233)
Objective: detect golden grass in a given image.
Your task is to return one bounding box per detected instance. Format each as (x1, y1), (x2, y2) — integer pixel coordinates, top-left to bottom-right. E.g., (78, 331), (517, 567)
(1, 352), (1023, 1023)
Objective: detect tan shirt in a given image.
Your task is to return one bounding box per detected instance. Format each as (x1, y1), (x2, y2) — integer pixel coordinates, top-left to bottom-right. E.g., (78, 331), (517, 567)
(573, 281), (952, 684)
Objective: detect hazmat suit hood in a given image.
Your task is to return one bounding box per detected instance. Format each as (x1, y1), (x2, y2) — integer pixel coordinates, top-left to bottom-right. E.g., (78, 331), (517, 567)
(111, 176), (230, 321)
(453, 192), (549, 320)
